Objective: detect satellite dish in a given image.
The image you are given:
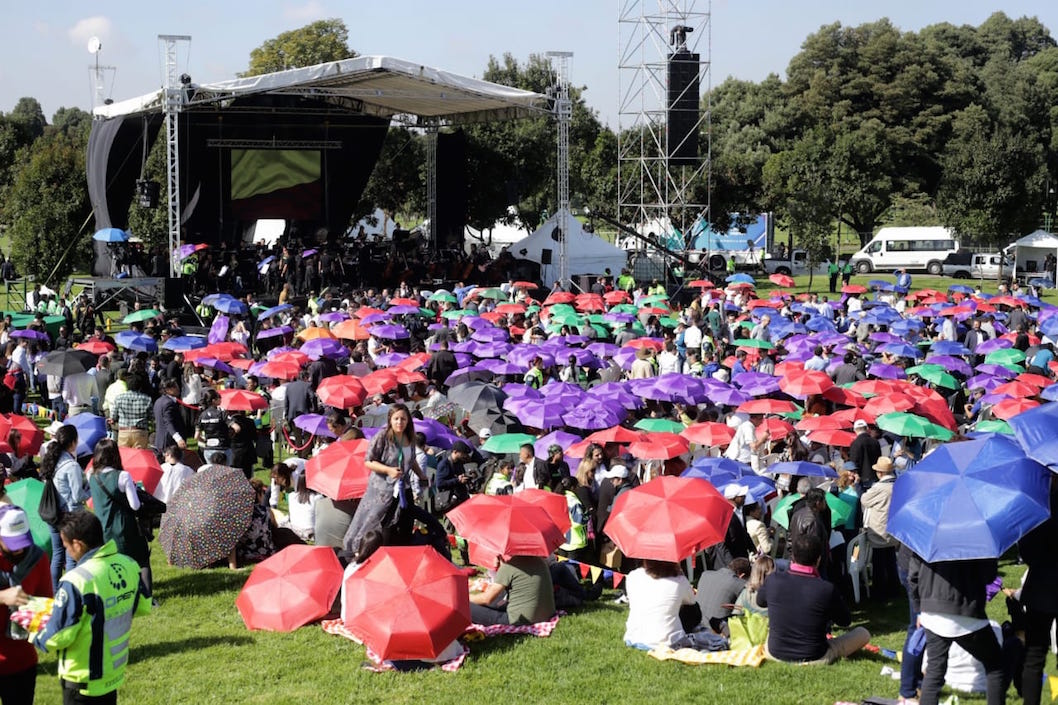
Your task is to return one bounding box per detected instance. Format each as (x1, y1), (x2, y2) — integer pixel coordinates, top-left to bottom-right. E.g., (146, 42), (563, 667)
(87, 36), (101, 54)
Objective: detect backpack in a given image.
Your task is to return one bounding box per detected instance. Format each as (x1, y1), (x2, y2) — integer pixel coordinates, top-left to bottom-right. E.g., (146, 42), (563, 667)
(38, 475), (63, 527)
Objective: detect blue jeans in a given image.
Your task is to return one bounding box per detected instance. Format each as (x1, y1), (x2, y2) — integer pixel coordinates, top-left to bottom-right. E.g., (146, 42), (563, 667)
(49, 525), (76, 592)
(898, 567), (923, 699)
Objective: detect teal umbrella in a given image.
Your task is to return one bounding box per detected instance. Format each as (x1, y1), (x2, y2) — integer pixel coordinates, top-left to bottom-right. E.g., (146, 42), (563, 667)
(4, 479), (50, 554)
(481, 432), (537, 454)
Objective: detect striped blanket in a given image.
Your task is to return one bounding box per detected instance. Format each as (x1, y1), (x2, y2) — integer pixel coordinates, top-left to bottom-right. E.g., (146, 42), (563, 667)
(647, 644), (767, 667)
(320, 619), (470, 672)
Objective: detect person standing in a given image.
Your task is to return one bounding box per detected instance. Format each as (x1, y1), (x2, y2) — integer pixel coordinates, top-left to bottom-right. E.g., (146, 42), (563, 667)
(87, 439), (152, 596)
(827, 260), (840, 293)
(109, 373), (152, 449)
(849, 419), (882, 489)
(1018, 478), (1058, 705)
(152, 378), (187, 455)
(33, 510), (150, 705)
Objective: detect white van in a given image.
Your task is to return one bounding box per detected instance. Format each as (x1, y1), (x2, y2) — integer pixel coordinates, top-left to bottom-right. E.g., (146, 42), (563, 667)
(850, 226), (959, 275)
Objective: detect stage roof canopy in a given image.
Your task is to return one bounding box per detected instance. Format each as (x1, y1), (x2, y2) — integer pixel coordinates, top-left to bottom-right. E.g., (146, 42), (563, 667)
(94, 54), (550, 124)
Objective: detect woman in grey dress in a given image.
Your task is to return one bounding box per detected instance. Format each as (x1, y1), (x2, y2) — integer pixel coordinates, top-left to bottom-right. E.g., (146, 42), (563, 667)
(342, 404), (428, 552)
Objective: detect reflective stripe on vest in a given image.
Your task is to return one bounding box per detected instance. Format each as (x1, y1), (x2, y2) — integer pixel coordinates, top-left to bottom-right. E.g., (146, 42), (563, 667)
(560, 491), (588, 551)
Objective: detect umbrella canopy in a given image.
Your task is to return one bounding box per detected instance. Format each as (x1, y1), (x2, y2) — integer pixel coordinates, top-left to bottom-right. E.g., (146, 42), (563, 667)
(772, 492), (853, 529)
(293, 413), (336, 439)
(627, 432), (689, 460)
(316, 375), (368, 409)
(39, 349), (97, 377)
(769, 273), (796, 288)
(158, 466), (255, 569)
(343, 546), (471, 660)
(446, 494), (565, 558)
(93, 227), (129, 242)
(305, 439), (371, 500)
(888, 436), (1051, 561)
(778, 370), (834, 398)
(480, 432), (537, 455)
(114, 331), (158, 353)
(66, 413), (107, 457)
(85, 447), (163, 495)
(1009, 402), (1058, 473)
(765, 461), (838, 479)
(517, 488), (573, 535)
(876, 411), (954, 441)
(3, 479), (49, 553)
(236, 545), (344, 632)
(447, 381), (507, 414)
(218, 389), (268, 412)
(603, 476), (732, 561)
(0, 415), (44, 456)
(680, 422), (735, 447)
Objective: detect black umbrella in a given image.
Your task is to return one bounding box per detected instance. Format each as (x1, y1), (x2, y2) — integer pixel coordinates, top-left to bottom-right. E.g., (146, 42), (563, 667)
(158, 465), (254, 569)
(39, 349), (97, 377)
(447, 381), (507, 415)
(469, 408), (524, 436)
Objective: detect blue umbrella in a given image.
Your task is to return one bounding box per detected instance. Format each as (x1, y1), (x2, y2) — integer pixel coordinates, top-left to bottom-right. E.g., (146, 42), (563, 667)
(256, 303), (291, 321)
(765, 461), (838, 479)
(201, 293), (228, 306)
(114, 331), (157, 353)
(887, 436), (1052, 561)
(930, 340), (971, 356)
(213, 297), (248, 316)
(1009, 402), (1058, 474)
(881, 342), (923, 359)
(725, 273), (755, 284)
(949, 284), (975, 295)
(688, 456), (753, 476)
(67, 413), (107, 457)
(868, 280), (895, 291)
(92, 228), (129, 242)
(889, 319), (925, 335)
(162, 335), (208, 351)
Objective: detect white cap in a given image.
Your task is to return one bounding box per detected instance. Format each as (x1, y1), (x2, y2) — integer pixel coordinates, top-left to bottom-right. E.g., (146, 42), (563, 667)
(853, 419), (869, 430)
(478, 428), (493, 440)
(609, 464), (629, 479)
(0, 506), (33, 551)
(723, 483), (749, 500)
(45, 420), (64, 437)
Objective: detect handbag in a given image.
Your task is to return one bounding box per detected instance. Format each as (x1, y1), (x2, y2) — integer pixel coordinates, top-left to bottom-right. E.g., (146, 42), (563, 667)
(38, 475), (63, 527)
(728, 610), (769, 651)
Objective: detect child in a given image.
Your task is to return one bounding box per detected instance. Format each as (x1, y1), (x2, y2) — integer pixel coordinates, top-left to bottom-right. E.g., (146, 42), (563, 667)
(155, 445), (194, 503)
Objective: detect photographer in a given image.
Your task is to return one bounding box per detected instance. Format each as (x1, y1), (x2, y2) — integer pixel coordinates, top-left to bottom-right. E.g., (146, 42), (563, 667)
(433, 441), (474, 513)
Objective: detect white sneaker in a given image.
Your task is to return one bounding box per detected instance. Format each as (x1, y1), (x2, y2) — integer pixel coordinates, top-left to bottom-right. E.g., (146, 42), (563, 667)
(613, 594), (629, 604)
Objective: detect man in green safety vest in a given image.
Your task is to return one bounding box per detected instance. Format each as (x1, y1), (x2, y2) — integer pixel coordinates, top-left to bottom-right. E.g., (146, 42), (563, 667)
(34, 510), (150, 704)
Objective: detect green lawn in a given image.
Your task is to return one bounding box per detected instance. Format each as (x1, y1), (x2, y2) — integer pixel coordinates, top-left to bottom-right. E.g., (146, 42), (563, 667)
(31, 547), (1026, 705)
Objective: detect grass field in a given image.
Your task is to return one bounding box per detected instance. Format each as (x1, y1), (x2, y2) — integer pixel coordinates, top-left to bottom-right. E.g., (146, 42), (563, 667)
(28, 544), (1026, 705)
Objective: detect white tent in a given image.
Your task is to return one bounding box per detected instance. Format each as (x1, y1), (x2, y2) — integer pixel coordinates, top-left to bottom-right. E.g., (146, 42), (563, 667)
(1007, 229), (1058, 278)
(467, 219), (530, 252)
(510, 212), (628, 287)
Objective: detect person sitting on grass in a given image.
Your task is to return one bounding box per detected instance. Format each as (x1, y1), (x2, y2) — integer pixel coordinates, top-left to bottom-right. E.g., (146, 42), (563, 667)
(623, 558), (698, 651)
(758, 533), (870, 664)
(469, 553), (555, 627)
(735, 555), (776, 617)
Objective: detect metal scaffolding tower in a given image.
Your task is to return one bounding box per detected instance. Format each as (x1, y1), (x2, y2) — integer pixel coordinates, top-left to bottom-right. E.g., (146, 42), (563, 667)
(425, 123), (439, 250)
(160, 35), (191, 277)
(86, 37), (116, 116)
(547, 51), (573, 288)
(618, 0), (711, 255)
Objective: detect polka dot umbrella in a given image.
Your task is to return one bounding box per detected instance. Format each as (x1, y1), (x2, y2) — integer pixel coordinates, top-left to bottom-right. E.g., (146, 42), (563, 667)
(158, 465), (254, 569)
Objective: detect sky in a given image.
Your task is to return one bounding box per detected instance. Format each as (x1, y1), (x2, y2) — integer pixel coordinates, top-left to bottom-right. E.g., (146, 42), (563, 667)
(3, 1), (1058, 129)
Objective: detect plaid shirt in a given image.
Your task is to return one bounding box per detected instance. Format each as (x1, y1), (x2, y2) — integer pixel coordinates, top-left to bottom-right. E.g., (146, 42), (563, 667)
(111, 390), (152, 430)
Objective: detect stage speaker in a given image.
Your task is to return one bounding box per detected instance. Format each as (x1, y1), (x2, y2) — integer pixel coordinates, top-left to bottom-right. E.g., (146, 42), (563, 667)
(541, 248), (552, 265)
(436, 130), (468, 249)
(163, 277), (184, 310)
(667, 51), (700, 166)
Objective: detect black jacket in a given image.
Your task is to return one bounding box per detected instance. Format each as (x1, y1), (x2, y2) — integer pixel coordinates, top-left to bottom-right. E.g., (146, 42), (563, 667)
(1018, 487), (1058, 614)
(908, 553), (997, 618)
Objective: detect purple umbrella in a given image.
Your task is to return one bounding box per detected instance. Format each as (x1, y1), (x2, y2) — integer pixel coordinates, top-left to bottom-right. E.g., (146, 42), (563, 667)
(733, 372), (781, 396)
(868, 332), (904, 345)
(501, 382), (542, 400)
(975, 363), (1017, 379)
(450, 341), (475, 354)
(371, 351), (409, 367)
(468, 341), (511, 359)
(647, 373), (706, 405)
(317, 311), (350, 323)
(208, 314), (230, 345)
(539, 382), (587, 405)
(924, 355), (973, 377)
(507, 347), (554, 369)
(867, 362), (907, 380)
(11, 329), (48, 342)
(413, 418), (454, 448)
(370, 324), (409, 340)
(301, 338), (349, 361)
(266, 346), (298, 359)
(476, 359), (524, 375)
(359, 313), (392, 325)
(702, 381), (751, 406)
(966, 374), (1003, 392)
(586, 382), (643, 409)
(176, 243), (202, 259)
(471, 327), (509, 343)
(445, 366), (493, 387)
(509, 398), (568, 429)
(301, 248), (318, 257)
(587, 342), (619, 359)
(293, 413), (336, 438)
(563, 404), (625, 430)
(533, 430), (583, 459)
(552, 347), (600, 367)
(196, 357), (234, 374)
(981, 392), (1014, 406)
(452, 353), (473, 368)
(611, 348), (637, 371)
(257, 325), (293, 339)
(385, 305), (421, 315)
(975, 338), (1012, 355)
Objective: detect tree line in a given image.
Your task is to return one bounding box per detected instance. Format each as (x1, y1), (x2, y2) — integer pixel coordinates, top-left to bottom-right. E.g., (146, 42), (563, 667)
(1, 13), (1054, 282)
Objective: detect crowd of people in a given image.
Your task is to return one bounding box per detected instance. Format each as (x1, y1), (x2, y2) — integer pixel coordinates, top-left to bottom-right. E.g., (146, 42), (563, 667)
(0, 260), (1057, 704)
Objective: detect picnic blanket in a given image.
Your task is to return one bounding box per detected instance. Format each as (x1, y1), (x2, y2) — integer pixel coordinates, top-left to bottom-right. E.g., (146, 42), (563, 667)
(464, 613), (562, 640)
(320, 619), (470, 672)
(647, 644), (766, 667)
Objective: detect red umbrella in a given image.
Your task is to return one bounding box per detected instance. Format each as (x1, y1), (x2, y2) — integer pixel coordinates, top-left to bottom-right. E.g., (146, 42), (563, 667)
(687, 279), (715, 289)
(495, 303), (526, 315)
(841, 284), (868, 294)
(1016, 373), (1052, 389)
(993, 381), (1039, 399)
(218, 389), (268, 412)
(737, 399), (798, 415)
(830, 408), (876, 427)
(0, 415), (43, 456)
(361, 369), (400, 395)
(305, 439), (370, 500)
(343, 546), (470, 660)
(795, 416), (845, 432)
(397, 353), (431, 371)
(316, 375), (367, 409)
(543, 292), (576, 305)
(769, 273), (796, 288)
(236, 545), (344, 632)
(446, 494), (564, 558)
(809, 429), (857, 447)
(680, 422), (734, 447)
(389, 297), (419, 307)
(516, 489), (572, 534)
(586, 426), (647, 445)
(603, 476), (732, 561)
(851, 379), (902, 397)
(992, 398), (1039, 420)
(822, 385), (867, 407)
(86, 447), (163, 494)
(863, 393), (915, 417)
(512, 281), (538, 290)
(627, 338), (664, 351)
(604, 290), (632, 304)
(778, 370), (834, 398)
(259, 360), (301, 381)
(393, 369), (428, 386)
(76, 340), (115, 354)
(272, 350), (311, 367)
(628, 432), (690, 460)
(757, 417), (794, 441)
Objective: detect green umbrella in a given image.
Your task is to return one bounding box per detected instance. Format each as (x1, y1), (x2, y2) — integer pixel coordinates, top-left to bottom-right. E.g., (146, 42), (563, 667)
(657, 317), (678, 329)
(610, 304), (639, 315)
(476, 288), (508, 300)
(441, 309), (471, 320)
(735, 339), (775, 350)
(429, 291), (458, 304)
(905, 364), (959, 390)
(549, 312), (584, 326)
(548, 303), (577, 314)
(634, 418), (685, 433)
(773, 492), (853, 530)
(639, 294), (670, 305)
(779, 408), (804, 421)
(4, 479), (50, 554)
(589, 323), (609, 337)
(525, 305), (541, 315)
(985, 349), (1026, 367)
(974, 419), (1014, 435)
(481, 432), (537, 454)
(737, 320), (755, 330)
(123, 308), (162, 324)
(875, 411), (954, 441)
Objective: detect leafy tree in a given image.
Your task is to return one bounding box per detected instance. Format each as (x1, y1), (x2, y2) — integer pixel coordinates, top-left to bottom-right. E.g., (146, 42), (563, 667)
(241, 19), (356, 76)
(358, 126), (424, 222)
(50, 107), (92, 140)
(4, 131), (92, 281)
(9, 97), (46, 141)
(126, 139), (169, 252)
